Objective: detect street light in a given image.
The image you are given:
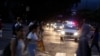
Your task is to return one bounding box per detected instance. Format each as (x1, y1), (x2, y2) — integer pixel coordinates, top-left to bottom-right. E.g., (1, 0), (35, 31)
(71, 9), (77, 16)
(26, 6), (30, 12)
(25, 6), (30, 24)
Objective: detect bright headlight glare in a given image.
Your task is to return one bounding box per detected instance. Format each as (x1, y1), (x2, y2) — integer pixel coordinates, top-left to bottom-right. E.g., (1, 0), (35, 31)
(60, 26), (62, 28)
(47, 23), (49, 25)
(74, 32), (78, 36)
(61, 31), (65, 35)
(51, 24), (53, 26)
(60, 26), (63, 29)
(54, 26), (57, 28)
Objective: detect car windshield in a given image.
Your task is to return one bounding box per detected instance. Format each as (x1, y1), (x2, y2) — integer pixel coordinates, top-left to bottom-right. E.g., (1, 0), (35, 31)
(56, 23), (62, 26)
(64, 24), (77, 29)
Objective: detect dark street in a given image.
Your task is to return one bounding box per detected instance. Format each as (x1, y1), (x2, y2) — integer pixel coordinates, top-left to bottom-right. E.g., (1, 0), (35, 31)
(0, 24), (100, 56)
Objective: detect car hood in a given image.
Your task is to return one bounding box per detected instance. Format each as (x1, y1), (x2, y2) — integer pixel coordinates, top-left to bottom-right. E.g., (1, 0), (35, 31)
(62, 29), (77, 33)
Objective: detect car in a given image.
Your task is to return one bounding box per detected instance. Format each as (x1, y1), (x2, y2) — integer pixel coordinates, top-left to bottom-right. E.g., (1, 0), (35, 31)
(53, 22), (64, 32)
(60, 21), (80, 42)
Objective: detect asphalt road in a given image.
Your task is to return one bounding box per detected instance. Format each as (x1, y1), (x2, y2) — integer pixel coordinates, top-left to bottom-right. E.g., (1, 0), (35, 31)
(43, 29), (78, 56)
(43, 27), (100, 56)
(0, 24), (100, 56)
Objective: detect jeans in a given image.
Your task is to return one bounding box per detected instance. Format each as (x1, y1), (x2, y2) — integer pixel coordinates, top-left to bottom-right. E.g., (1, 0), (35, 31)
(27, 43), (37, 56)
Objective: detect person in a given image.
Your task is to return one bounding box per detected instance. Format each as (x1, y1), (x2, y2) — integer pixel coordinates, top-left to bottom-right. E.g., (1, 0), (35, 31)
(0, 19), (2, 38)
(15, 17), (23, 27)
(28, 20), (35, 33)
(12, 17), (23, 38)
(91, 25), (100, 53)
(76, 19), (94, 56)
(11, 26), (28, 56)
(38, 21), (44, 39)
(28, 21), (35, 27)
(0, 19), (2, 30)
(26, 24), (39, 56)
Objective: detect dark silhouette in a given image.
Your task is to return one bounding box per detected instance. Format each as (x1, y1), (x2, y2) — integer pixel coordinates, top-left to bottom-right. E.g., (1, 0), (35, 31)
(91, 25), (100, 53)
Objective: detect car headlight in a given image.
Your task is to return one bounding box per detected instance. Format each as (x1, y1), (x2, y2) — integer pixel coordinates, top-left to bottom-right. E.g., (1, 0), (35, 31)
(54, 26), (57, 28)
(60, 26), (62, 29)
(61, 31), (65, 35)
(47, 23), (49, 26)
(60, 26), (63, 29)
(74, 32), (78, 36)
(51, 24), (53, 26)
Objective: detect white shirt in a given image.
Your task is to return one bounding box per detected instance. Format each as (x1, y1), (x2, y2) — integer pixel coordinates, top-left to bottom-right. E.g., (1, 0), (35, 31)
(10, 38), (28, 56)
(27, 32), (38, 42)
(15, 22), (22, 27)
(17, 39), (29, 56)
(28, 22), (34, 27)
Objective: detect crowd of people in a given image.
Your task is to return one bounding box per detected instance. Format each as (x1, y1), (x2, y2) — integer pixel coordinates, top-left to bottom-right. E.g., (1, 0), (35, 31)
(2, 17), (100, 56)
(3, 17), (44, 56)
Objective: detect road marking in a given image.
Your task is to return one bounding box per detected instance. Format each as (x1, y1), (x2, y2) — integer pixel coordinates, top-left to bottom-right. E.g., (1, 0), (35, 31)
(55, 52), (66, 56)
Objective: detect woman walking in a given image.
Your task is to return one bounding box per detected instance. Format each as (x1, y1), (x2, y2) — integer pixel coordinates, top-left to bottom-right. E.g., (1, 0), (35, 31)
(26, 24), (39, 56)
(11, 26), (28, 56)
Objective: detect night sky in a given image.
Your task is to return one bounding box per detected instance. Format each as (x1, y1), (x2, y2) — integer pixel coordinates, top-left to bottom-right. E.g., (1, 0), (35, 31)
(0, 0), (80, 22)
(25, 0), (80, 19)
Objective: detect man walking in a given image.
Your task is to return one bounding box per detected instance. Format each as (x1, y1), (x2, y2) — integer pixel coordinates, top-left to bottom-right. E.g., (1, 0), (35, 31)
(12, 17), (23, 38)
(76, 19), (94, 56)
(91, 25), (100, 54)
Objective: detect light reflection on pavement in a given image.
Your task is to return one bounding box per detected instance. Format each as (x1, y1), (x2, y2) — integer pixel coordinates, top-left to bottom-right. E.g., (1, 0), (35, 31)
(43, 27), (78, 56)
(1, 24), (100, 56)
(43, 27), (100, 56)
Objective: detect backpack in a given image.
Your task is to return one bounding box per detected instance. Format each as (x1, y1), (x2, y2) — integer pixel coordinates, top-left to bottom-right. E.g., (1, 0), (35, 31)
(3, 38), (18, 56)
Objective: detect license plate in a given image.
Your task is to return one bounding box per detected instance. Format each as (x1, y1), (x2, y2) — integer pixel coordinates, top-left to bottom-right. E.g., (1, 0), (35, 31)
(65, 33), (73, 35)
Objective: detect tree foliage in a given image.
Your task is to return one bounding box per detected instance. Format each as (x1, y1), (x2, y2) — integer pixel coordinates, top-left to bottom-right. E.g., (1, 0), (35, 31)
(77, 9), (100, 23)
